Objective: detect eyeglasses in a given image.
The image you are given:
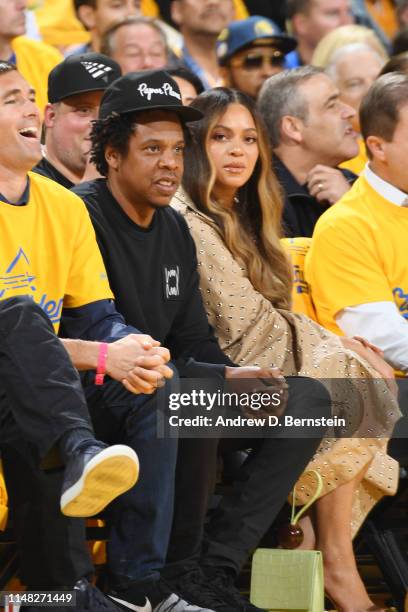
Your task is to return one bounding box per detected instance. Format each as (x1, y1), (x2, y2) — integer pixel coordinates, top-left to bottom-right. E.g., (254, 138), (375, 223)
(230, 50), (285, 71)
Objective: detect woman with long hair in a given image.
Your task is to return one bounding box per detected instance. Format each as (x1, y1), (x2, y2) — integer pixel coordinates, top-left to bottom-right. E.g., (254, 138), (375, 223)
(172, 87), (400, 612)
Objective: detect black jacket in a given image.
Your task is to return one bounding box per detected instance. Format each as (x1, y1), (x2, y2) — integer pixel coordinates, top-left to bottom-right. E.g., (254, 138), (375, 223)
(273, 156), (357, 238)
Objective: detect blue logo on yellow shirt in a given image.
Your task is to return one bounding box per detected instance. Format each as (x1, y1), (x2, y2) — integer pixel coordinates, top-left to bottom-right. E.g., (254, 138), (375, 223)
(393, 287), (408, 320)
(1, 248), (63, 324)
(0, 248), (36, 298)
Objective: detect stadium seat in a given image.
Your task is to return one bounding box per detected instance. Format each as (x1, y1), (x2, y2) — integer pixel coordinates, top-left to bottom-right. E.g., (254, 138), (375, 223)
(281, 237), (317, 320)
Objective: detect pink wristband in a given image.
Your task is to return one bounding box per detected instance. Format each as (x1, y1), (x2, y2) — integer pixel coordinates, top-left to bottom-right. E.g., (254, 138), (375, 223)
(95, 342), (109, 386)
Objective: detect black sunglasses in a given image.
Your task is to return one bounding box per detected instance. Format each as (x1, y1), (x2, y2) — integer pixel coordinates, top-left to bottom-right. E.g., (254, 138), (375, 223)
(230, 51), (285, 71)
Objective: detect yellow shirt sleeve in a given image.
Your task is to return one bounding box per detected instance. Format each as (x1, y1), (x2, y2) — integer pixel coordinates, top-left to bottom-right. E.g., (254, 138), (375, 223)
(141, 0), (160, 17)
(305, 211), (394, 333)
(233, 0), (249, 19)
(64, 199), (114, 309)
(34, 0), (90, 47)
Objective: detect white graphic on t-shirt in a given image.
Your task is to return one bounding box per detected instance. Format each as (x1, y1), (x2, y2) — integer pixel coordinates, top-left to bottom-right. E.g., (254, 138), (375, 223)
(164, 265), (180, 298)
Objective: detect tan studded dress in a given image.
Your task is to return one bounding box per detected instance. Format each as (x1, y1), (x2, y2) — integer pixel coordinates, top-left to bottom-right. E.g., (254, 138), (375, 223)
(172, 190), (401, 535)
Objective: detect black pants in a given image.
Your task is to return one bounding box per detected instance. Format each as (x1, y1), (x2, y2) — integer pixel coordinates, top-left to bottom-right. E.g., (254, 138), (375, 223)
(0, 296), (93, 456)
(0, 297), (179, 589)
(389, 378), (408, 461)
(166, 377), (330, 577)
(0, 296), (95, 586)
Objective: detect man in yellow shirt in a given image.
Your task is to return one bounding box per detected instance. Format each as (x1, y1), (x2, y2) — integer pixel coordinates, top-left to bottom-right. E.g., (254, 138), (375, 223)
(0, 0), (63, 111)
(305, 72), (408, 375)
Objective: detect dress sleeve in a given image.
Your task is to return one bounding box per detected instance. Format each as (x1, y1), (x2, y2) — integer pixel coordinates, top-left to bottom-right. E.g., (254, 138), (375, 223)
(183, 211), (283, 355)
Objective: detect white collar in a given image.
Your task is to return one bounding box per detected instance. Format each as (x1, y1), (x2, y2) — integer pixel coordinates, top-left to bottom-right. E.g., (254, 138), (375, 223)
(363, 163), (408, 207)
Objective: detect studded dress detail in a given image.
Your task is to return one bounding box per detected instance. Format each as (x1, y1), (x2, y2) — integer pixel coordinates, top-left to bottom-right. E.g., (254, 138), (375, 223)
(172, 189), (401, 535)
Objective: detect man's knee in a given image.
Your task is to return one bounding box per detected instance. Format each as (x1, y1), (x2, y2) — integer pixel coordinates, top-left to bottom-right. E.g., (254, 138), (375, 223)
(0, 296), (51, 335)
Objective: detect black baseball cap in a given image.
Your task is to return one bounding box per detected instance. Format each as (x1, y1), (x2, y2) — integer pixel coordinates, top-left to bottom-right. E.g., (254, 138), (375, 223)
(48, 52), (122, 103)
(99, 70), (203, 123)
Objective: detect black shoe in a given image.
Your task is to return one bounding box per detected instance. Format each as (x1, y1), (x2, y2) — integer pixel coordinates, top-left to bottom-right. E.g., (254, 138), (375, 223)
(21, 578), (123, 610)
(61, 442), (139, 517)
(164, 567), (261, 612)
(107, 577), (215, 611)
(106, 581), (153, 612)
(206, 569), (265, 612)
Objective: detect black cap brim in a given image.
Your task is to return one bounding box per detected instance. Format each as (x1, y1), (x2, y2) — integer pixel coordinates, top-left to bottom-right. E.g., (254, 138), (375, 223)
(50, 84), (111, 102)
(101, 102), (203, 122)
(273, 35), (297, 54)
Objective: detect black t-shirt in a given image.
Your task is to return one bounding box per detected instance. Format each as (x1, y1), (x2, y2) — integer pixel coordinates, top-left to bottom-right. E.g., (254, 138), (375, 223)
(273, 157), (358, 238)
(33, 157), (75, 191)
(72, 179), (234, 367)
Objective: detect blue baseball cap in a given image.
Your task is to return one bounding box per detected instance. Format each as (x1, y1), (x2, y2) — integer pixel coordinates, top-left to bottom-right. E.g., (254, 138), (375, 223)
(217, 16), (297, 66)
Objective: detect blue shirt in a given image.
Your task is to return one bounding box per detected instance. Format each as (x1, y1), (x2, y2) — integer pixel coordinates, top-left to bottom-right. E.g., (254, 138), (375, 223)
(285, 50), (302, 69)
(181, 46), (217, 91)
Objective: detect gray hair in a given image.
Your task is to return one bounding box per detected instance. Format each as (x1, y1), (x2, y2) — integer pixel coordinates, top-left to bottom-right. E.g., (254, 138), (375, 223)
(325, 42), (384, 81)
(101, 16), (169, 58)
(258, 65), (324, 148)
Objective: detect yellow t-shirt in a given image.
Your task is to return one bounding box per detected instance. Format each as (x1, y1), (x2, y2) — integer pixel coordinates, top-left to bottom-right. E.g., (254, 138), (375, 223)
(305, 175), (408, 335)
(0, 172), (113, 332)
(33, 0), (90, 47)
(11, 36), (63, 112)
(366, 0), (398, 39)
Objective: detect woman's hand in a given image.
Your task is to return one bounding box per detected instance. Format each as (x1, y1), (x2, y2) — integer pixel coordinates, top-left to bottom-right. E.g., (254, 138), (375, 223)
(340, 337), (398, 398)
(352, 335), (384, 356)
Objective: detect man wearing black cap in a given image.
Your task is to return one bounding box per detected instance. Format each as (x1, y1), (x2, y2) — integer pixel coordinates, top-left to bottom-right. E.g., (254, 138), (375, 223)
(217, 15), (297, 99)
(33, 52), (121, 189)
(72, 69), (329, 612)
(0, 60), (182, 611)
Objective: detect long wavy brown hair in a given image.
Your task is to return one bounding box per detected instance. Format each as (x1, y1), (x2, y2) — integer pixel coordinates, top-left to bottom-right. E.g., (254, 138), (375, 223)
(183, 87), (292, 309)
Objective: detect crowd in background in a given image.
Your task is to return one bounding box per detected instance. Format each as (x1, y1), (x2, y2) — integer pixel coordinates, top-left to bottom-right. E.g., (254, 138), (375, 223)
(1, 2), (408, 612)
